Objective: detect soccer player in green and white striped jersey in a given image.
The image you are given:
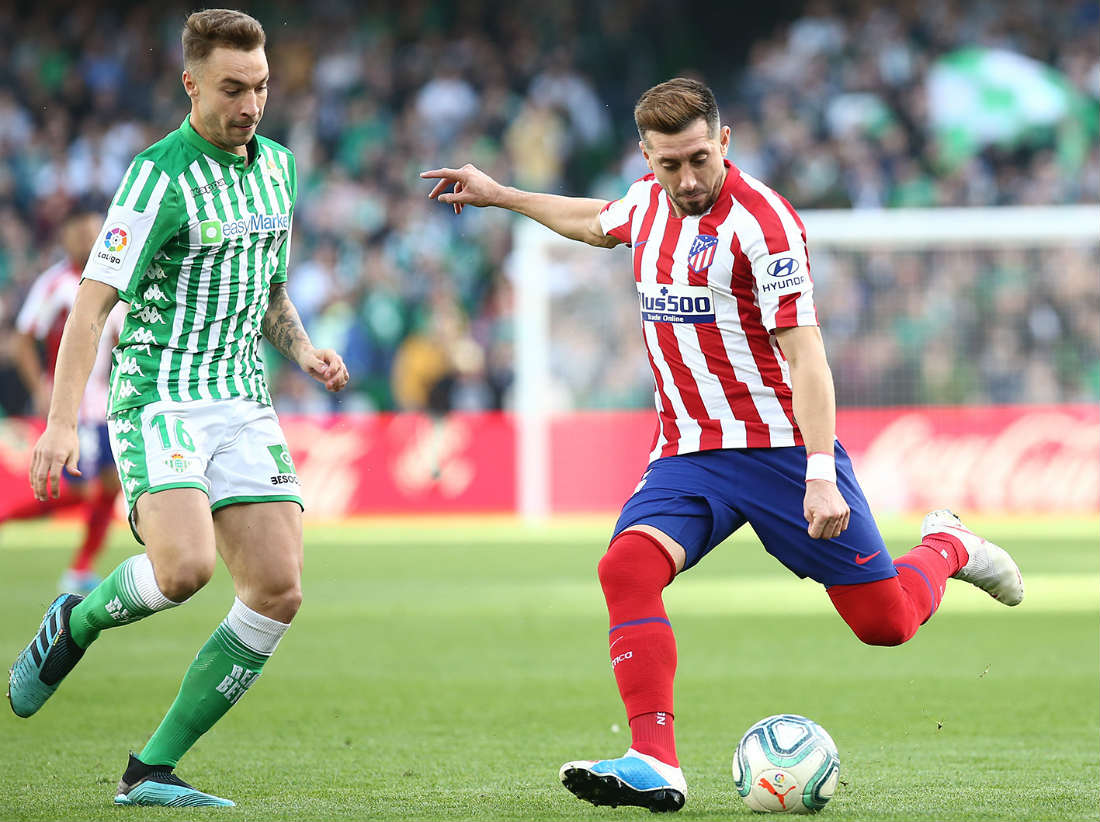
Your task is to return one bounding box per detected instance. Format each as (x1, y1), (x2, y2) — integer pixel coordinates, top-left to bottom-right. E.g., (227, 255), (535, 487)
(10, 9), (349, 808)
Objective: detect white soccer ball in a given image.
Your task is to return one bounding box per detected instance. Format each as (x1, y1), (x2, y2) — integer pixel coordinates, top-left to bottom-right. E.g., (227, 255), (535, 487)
(732, 714), (840, 814)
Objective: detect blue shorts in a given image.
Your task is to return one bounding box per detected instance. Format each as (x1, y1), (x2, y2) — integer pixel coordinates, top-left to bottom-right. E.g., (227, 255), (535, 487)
(65, 422), (115, 483)
(613, 444), (897, 587)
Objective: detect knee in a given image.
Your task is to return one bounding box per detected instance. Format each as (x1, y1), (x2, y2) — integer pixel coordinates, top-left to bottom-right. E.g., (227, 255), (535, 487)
(597, 531), (674, 595)
(847, 613), (916, 647)
(153, 557), (214, 602)
(251, 582), (302, 624)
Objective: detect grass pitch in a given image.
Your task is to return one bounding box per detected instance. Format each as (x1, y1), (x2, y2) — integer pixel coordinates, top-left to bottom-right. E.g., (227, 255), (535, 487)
(1, 513), (1097, 821)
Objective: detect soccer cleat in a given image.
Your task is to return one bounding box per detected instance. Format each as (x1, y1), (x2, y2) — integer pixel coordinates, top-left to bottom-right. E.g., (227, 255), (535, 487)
(114, 754), (235, 807)
(922, 509), (1024, 606)
(8, 594), (86, 717)
(559, 748), (686, 813)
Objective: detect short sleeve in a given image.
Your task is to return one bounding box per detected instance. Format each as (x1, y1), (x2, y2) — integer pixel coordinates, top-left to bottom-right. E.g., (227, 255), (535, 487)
(745, 196), (816, 332)
(271, 154), (296, 285)
(599, 196), (635, 244)
(82, 159), (184, 302)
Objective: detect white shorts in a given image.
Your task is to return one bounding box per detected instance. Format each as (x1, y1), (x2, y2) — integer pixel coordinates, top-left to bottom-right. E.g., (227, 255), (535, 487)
(108, 397), (302, 535)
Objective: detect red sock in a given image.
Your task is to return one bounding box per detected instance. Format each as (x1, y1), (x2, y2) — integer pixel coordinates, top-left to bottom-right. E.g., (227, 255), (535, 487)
(598, 530), (679, 767)
(830, 533), (968, 646)
(69, 489), (118, 572)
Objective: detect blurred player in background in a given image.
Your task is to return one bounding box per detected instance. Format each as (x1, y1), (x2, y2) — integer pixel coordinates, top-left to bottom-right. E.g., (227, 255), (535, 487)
(422, 77), (1024, 814)
(7, 211), (124, 594)
(9, 8), (348, 808)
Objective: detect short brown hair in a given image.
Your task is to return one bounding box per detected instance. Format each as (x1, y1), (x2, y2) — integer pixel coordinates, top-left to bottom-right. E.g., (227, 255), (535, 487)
(182, 9), (266, 70)
(634, 78), (720, 141)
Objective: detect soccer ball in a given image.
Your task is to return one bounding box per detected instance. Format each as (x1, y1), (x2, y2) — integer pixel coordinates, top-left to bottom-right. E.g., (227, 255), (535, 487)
(732, 714), (840, 814)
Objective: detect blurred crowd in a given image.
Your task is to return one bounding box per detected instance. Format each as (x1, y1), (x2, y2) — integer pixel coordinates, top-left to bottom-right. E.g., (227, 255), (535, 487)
(0, 0), (1097, 416)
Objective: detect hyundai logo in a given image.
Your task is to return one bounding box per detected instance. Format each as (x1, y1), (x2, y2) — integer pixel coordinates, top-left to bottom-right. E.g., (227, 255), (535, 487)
(767, 257), (800, 277)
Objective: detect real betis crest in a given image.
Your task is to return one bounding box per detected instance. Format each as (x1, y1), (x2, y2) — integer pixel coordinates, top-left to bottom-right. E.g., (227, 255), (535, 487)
(167, 452), (189, 473)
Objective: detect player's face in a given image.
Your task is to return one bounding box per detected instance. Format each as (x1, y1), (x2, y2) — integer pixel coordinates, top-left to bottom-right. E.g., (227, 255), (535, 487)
(183, 46), (268, 155)
(640, 119), (730, 218)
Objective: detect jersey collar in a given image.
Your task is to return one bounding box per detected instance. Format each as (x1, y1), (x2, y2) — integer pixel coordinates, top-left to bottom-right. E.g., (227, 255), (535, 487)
(180, 116), (257, 168)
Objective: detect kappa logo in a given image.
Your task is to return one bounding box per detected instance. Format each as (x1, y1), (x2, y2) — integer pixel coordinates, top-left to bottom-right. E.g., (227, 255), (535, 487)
(113, 419), (138, 434)
(143, 284), (169, 302)
(135, 305), (165, 324)
(124, 478), (140, 494)
(117, 457), (136, 473)
(116, 356), (144, 377)
(129, 327), (156, 345)
(117, 381), (140, 399)
(116, 438), (134, 453)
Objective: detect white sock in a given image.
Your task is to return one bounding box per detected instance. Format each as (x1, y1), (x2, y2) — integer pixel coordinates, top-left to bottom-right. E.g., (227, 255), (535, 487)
(225, 597), (290, 655)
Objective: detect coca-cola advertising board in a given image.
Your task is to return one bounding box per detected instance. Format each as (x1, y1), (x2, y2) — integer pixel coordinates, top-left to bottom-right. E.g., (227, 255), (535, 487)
(0, 405), (1095, 518)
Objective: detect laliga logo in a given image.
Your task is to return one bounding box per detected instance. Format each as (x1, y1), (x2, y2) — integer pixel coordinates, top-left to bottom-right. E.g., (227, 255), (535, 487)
(767, 257), (799, 278)
(103, 226), (128, 253)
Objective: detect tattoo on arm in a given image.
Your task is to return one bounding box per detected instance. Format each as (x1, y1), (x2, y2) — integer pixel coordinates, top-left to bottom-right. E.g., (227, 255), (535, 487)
(262, 283), (312, 362)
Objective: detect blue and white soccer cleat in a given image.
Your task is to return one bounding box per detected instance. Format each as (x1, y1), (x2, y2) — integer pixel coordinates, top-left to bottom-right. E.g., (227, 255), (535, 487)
(114, 754), (235, 807)
(922, 509), (1024, 606)
(559, 748), (687, 813)
(8, 594), (86, 718)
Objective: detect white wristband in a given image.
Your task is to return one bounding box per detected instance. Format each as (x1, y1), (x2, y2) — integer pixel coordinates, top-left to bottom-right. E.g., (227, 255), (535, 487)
(806, 452), (836, 484)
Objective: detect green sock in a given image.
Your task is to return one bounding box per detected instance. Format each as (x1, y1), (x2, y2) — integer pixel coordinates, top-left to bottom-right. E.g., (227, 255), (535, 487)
(69, 555), (178, 649)
(139, 620), (273, 767)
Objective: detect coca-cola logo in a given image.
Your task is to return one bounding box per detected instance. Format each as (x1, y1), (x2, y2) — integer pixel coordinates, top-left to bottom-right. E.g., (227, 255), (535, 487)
(854, 410), (1100, 512)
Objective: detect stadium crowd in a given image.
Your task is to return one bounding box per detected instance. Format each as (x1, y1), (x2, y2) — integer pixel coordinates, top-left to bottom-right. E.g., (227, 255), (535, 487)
(0, 0), (1096, 415)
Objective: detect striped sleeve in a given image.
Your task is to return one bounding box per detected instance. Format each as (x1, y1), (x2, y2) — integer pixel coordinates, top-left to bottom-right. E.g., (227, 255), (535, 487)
(272, 151), (296, 285)
(736, 176), (816, 332)
(82, 158), (184, 301)
(14, 266), (60, 336)
(598, 178), (650, 244)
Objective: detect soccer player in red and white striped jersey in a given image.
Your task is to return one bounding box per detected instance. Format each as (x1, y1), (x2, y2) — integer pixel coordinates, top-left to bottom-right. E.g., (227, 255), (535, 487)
(8, 212), (124, 594)
(422, 78), (1024, 814)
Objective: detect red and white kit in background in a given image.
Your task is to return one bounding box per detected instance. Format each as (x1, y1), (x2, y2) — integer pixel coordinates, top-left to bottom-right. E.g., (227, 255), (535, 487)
(16, 258), (125, 424)
(599, 159), (815, 460)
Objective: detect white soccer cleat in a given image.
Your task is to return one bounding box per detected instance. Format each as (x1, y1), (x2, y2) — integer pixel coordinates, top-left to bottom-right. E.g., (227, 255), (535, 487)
(559, 748), (686, 812)
(921, 509), (1024, 606)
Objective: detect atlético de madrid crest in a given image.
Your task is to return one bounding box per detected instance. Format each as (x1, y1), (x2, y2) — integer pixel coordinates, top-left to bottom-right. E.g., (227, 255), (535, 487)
(688, 234), (719, 273)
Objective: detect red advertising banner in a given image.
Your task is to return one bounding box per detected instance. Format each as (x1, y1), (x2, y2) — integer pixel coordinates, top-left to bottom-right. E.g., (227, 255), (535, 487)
(0, 404), (1095, 518)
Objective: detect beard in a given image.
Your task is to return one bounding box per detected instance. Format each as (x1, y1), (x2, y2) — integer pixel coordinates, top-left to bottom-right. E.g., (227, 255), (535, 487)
(669, 181), (720, 216)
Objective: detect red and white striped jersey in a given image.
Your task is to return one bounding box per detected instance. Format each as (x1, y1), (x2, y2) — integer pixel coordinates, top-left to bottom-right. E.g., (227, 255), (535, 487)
(16, 259), (124, 422)
(599, 160), (817, 461)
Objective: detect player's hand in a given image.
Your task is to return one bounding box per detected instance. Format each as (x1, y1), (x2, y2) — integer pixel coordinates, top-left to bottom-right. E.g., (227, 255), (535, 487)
(299, 348), (349, 392)
(803, 480), (850, 540)
(420, 163), (503, 215)
(29, 424), (80, 501)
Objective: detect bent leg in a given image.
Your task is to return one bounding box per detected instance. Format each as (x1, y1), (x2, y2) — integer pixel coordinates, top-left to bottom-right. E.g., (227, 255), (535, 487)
(67, 488), (213, 648)
(830, 532), (968, 646)
(138, 501), (300, 767)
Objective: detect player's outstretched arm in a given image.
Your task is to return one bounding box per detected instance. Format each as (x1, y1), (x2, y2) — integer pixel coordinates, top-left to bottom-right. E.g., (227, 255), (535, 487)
(420, 163), (620, 248)
(262, 283), (349, 392)
(30, 278), (120, 500)
(775, 325), (850, 540)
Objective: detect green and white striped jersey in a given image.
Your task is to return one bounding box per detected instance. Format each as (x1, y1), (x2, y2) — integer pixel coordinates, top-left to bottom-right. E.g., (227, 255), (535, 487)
(83, 116), (297, 413)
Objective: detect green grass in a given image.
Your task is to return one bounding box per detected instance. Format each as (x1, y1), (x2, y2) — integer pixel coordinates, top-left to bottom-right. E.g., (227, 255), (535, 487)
(1, 514), (1098, 821)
